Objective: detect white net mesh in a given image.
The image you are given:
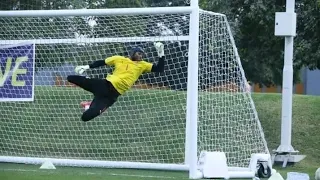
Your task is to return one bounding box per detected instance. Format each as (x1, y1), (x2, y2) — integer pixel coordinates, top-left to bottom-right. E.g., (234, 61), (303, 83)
(0, 10), (268, 167)
(198, 11), (268, 167)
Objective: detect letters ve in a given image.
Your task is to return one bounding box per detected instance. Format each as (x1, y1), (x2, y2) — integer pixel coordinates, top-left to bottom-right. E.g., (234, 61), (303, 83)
(0, 56), (28, 87)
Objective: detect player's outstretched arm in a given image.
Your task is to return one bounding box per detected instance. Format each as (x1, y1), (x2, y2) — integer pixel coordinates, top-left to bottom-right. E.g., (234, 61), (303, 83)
(151, 42), (165, 72)
(75, 60), (106, 75)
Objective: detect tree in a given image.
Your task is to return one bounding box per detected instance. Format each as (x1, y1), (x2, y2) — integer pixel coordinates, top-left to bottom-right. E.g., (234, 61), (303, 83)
(2, 0), (319, 86)
(202, 0), (320, 86)
(294, 0), (320, 70)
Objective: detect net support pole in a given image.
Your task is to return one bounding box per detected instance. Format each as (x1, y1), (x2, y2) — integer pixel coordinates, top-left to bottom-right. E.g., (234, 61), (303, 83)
(274, 0), (305, 167)
(185, 0), (200, 179)
(277, 0), (296, 153)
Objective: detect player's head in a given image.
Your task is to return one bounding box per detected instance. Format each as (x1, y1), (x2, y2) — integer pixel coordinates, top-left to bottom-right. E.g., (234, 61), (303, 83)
(130, 46), (145, 61)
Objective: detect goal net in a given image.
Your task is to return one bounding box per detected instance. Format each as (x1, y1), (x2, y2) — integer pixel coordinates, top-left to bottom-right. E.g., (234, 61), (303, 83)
(0, 7), (269, 173)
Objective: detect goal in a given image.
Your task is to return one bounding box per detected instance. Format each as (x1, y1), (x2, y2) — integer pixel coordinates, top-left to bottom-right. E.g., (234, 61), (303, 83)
(0, 5), (270, 179)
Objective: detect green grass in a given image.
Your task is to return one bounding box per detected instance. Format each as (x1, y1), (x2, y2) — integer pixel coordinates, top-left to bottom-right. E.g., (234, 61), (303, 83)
(0, 87), (319, 180)
(254, 93), (320, 167)
(0, 162), (318, 180)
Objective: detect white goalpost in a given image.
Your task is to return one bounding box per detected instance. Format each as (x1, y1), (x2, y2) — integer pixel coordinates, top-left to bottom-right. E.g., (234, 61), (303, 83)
(0, 1), (273, 179)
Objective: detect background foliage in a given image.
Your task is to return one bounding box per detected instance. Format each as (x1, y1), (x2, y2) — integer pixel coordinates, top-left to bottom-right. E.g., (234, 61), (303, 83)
(0, 0), (319, 86)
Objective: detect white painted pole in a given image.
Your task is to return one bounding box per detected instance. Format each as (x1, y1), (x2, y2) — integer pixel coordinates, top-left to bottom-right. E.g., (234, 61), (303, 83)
(186, 0), (200, 179)
(276, 0), (296, 153)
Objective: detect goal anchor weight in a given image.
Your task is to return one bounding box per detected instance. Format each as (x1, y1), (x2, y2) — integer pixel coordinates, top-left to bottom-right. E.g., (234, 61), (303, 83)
(196, 151), (275, 179)
(40, 160), (56, 170)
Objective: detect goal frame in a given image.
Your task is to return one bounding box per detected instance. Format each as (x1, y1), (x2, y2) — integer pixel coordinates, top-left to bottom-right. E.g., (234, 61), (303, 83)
(0, 1), (271, 179)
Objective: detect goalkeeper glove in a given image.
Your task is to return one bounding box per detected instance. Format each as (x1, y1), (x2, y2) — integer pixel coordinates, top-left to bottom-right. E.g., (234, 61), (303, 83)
(154, 42), (164, 57)
(75, 65), (90, 75)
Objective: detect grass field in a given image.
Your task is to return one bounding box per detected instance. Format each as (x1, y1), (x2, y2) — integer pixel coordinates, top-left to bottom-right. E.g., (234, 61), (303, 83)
(1, 86), (319, 180)
(0, 163), (318, 180)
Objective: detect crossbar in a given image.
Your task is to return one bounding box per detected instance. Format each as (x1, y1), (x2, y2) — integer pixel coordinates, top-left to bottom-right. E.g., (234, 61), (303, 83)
(0, 6), (192, 17)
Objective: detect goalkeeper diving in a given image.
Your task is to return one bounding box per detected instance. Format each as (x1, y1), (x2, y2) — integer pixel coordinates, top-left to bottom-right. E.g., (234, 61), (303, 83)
(67, 42), (165, 122)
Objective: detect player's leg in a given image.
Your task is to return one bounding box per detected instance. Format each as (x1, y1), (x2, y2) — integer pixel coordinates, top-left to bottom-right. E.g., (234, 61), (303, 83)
(67, 75), (94, 93)
(67, 75), (106, 94)
(81, 96), (116, 122)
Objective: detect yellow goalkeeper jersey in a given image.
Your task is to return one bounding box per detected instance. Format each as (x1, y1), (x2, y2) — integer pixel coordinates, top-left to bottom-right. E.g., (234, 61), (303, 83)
(105, 55), (153, 95)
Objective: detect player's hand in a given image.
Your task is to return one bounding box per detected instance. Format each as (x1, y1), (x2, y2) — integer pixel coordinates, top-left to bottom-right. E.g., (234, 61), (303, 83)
(154, 42), (164, 57)
(75, 65), (90, 75)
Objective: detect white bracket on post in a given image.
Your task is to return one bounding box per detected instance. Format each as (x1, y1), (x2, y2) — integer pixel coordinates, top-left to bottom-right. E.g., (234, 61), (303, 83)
(274, 12), (297, 37)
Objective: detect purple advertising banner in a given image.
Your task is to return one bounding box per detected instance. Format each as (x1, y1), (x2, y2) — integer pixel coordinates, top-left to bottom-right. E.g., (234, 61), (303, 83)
(0, 43), (35, 102)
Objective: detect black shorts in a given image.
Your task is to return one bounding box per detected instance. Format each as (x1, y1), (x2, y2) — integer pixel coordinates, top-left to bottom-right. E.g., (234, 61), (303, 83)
(67, 75), (120, 106)
(87, 79), (120, 119)
(67, 75), (121, 121)
(93, 80), (120, 100)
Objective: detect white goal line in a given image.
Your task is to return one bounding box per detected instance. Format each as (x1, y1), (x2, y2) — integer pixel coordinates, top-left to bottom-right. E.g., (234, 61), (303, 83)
(0, 36), (189, 45)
